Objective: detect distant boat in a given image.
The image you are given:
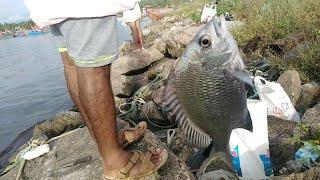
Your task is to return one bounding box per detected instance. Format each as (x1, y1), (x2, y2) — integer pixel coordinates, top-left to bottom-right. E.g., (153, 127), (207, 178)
(145, 7), (174, 20)
(28, 30), (43, 36)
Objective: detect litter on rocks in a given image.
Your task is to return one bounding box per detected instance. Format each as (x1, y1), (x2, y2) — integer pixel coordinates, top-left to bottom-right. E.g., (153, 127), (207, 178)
(22, 144), (50, 160)
(295, 142), (320, 168)
(254, 76), (301, 121)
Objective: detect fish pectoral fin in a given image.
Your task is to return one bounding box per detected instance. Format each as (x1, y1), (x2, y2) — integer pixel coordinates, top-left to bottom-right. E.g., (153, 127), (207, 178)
(242, 109), (253, 132)
(224, 69), (254, 88)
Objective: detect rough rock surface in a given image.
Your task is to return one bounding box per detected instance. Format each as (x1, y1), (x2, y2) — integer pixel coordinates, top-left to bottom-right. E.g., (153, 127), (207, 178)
(277, 70), (302, 106)
(161, 25), (202, 58)
(267, 116), (300, 173)
(297, 82), (320, 113)
(271, 166), (320, 180)
(0, 128), (194, 180)
(32, 111), (83, 141)
(111, 58), (174, 97)
(151, 38), (167, 54)
(279, 160), (307, 175)
(295, 102), (320, 140)
(112, 72), (150, 97)
(111, 48), (164, 76)
(111, 48), (164, 97)
(199, 170), (238, 180)
(147, 58), (175, 82)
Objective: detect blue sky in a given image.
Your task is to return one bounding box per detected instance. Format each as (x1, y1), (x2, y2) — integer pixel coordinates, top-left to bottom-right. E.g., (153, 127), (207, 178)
(0, 0), (30, 23)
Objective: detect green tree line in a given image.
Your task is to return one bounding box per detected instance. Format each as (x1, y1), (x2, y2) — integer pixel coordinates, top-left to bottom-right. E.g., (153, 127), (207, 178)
(0, 20), (35, 32)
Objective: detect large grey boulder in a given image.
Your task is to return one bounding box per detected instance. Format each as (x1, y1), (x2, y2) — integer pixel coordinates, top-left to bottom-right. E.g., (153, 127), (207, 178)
(297, 82), (320, 113)
(111, 48), (164, 97)
(277, 70), (302, 106)
(111, 58), (174, 97)
(267, 116), (300, 172)
(112, 73), (150, 97)
(0, 128), (194, 180)
(295, 102), (320, 140)
(111, 48), (164, 77)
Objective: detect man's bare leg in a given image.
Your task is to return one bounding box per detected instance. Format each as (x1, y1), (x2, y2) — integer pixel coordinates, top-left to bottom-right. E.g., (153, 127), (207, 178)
(60, 52), (146, 146)
(135, 20), (143, 49)
(60, 52), (95, 137)
(128, 21), (140, 50)
(76, 65), (162, 176)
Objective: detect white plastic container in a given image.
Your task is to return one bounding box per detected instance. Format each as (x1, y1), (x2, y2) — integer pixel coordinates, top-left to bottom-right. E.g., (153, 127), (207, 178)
(229, 99), (273, 178)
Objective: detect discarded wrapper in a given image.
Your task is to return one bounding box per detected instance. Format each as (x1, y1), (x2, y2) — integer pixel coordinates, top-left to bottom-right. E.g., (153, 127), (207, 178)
(22, 144), (50, 160)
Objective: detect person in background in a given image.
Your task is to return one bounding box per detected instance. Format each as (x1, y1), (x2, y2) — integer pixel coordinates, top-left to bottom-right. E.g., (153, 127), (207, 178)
(24, 0), (168, 179)
(123, 1), (144, 51)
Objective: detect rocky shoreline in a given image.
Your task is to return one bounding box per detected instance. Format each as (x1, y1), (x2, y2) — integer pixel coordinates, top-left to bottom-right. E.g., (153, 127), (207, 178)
(1, 16), (319, 179)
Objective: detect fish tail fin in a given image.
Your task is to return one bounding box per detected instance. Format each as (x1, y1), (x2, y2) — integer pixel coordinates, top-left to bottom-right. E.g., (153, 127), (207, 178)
(197, 149), (236, 177)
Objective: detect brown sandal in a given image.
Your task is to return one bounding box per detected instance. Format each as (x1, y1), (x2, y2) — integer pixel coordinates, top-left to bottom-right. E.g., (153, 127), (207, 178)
(103, 149), (168, 180)
(118, 121), (147, 148)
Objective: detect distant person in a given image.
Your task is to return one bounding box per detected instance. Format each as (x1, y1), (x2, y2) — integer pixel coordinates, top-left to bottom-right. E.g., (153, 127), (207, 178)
(123, 1), (144, 51)
(23, 0), (167, 179)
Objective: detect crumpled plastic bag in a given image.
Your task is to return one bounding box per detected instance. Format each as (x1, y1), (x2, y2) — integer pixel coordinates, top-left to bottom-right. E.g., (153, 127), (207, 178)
(200, 4), (217, 23)
(254, 76), (300, 121)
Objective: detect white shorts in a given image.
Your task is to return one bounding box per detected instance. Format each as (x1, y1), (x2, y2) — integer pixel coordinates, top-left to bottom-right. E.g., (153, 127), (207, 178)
(123, 3), (142, 23)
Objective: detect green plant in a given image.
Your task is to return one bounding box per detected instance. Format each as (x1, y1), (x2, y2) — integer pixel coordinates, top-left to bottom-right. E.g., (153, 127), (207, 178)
(218, 0), (320, 82)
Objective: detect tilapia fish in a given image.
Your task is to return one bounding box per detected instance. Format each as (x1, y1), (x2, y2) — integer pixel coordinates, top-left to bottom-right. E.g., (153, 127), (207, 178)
(162, 16), (253, 167)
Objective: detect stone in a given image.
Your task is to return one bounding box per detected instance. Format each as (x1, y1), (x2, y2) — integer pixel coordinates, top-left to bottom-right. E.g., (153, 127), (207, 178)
(163, 16), (179, 23)
(151, 38), (167, 54)
(268, 68), (281, 81)
(270, 167), (320, 180)
(297, 82), (320, 113)
(111, 47), (164, 77)
(243, 36), (262, 54)
(32, 111), (83, 141)
(283, 42), (310, 61)
(111, 73), (150, 97)
(285, 160), (307, 174)
(267, 116), (300, 172)
(118, 41), (132, 56)
(142, 29), (151, 36)
(162, 25), (202, 58)
(277, 70), (302, 106)
(167, 130), (194, 163)
(131, 101), (171, 131)
(268, 34), (305, 54)
(295, 103), (320, 140)
(199, 170), (238, 180)
(0, 128), (194, 180)
(148, 58), (175, 81)
(151, 86), (167, 116)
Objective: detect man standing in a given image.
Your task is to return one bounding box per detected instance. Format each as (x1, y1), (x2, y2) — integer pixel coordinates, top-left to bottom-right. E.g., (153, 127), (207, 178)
(24, 0), (167, 179)
(123, 1), (144, 51)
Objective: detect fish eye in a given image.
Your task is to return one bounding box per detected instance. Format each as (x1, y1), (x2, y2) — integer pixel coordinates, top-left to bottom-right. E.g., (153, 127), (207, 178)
(199, 34), (211, 48)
